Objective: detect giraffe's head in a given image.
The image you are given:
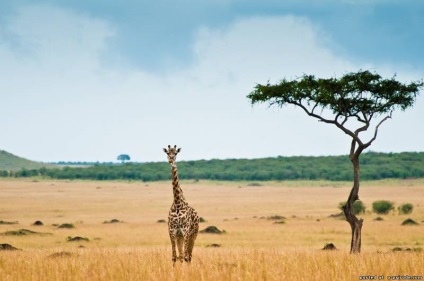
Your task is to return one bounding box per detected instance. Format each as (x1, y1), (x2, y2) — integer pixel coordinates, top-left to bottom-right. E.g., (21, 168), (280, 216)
(163, 145), (181, 164)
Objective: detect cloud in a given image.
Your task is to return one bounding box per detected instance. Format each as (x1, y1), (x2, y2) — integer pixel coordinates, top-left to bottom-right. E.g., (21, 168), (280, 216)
(117, 16), (365, 161)
(0, 5), (422, 162)
(193, 16), (352, 79)
(0, 5), (116, 102)
(0, 5), (121, 159)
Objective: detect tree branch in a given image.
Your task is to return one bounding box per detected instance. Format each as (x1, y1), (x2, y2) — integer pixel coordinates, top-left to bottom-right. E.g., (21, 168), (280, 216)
(311, 103), (319, 115)
(293, 101), (365, 145)
(362, 111), (392, 149)
(354, 114), (366, 123)
(354, 121), (370, 138)
(366, 112), (374, 123)
(295, 102), (336, 124)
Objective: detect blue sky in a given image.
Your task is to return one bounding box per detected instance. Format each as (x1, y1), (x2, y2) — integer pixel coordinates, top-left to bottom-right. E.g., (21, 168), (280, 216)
(0, 0), (423, 162)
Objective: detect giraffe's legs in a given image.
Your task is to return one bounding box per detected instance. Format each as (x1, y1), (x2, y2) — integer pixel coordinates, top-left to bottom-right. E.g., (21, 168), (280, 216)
(184, 231), (197, 263)
(183, 236), (191, 263)
(176, 234), (184, 263)
(188, 232), (198, 260)
(170, 235), (177, 265)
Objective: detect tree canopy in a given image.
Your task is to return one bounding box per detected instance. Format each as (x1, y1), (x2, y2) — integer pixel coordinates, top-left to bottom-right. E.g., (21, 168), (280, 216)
(248, 70), (422, 117)
(248, 70), (423, 157)
(117, 154), (131, 163)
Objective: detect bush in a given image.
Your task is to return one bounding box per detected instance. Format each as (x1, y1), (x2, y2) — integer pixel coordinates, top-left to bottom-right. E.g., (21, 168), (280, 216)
(372, 200), (394, 214)
(0, 243), (20, 251)
(200, 226), (223, 234)
(58, 223), (75, 229)
(338, 200), (366, 215)
(398, 203), (414, 215)
(67, 236), (89, 242)
(401, 218), (418, 226)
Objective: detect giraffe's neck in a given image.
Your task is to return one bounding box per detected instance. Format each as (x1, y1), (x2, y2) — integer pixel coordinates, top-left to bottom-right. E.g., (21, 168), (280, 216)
(170, 162), (185, 204)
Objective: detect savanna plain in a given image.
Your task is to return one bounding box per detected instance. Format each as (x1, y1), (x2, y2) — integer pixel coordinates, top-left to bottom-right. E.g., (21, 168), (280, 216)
(0, 178), (423, 281)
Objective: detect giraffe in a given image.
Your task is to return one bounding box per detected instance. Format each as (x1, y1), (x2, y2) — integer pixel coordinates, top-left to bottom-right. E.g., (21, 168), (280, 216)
(163, 145), (199, 265)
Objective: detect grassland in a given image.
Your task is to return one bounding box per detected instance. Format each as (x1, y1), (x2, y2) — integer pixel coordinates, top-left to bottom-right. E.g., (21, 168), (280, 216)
(0, 178), (423, 280)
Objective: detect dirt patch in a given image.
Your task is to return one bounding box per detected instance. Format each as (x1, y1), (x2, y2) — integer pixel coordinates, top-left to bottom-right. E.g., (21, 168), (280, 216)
(58, 223), (75, 229)
(392, 247), (422, 252)
(103, 219), (122, 224)
(48, 251), (73, 258)
(328, 213), (345, 219)
(401, 218), (419, 226)
(67, 236), (89, 242)
(0, 243), (21, 251)
(200, 226), (224, 234)
(322, 243), (337, 251)
(1, 229), (52, 236)
(0, 220), (18, 225)
(206, 243), (221, 248)
(266, 215), (286, 221)
(247, 182), (262, 187)
(373, 217), (384, 221)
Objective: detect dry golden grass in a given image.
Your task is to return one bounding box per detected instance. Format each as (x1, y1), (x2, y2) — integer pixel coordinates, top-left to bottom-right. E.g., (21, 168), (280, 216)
(0, 178), (423, 280)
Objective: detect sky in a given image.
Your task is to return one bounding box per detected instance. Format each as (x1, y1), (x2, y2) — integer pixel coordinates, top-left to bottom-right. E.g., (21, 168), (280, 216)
(0, 0), (423, 163)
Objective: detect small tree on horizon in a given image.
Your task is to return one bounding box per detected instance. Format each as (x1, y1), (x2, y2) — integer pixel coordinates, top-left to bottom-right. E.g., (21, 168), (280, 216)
(247, 70), (423, 253)
(117, 154), (131, 163)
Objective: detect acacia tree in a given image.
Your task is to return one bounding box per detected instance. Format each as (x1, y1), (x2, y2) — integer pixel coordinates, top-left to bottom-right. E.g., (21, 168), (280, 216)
(247, 70), (423, 253)
(117, 154), (131, 163)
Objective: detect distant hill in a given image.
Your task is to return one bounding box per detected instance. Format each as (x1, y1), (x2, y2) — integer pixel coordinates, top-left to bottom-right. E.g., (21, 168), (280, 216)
(0, 150), (52, 171)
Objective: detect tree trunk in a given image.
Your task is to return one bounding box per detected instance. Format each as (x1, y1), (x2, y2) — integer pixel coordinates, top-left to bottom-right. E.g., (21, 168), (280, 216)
(343, 156), (363, 254)
(348, 216), (363, 253)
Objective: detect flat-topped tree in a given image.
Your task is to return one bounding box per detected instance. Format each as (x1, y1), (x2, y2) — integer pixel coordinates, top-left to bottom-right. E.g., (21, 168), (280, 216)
(247, 70), (423, 253)
(117, 154), (130, 163)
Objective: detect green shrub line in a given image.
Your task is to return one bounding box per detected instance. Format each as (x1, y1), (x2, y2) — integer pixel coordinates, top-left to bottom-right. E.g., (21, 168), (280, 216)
(1, 152), (424, 182)
(337, 201), (415, 216)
